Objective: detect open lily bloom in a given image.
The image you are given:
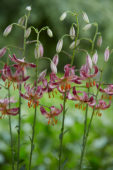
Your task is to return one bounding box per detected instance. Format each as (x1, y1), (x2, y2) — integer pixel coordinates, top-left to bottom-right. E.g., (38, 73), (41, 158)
(40, 104), (63, 125)
(49, 64), (81, 93)
(98, 84), (113, 96)
(80, 55), (98, 80)
(2, 64), (30, 88)
(20, 83), (43, 108)
(0, 98), (19, 119)
(67, 87), (96, 110)
(95, 99), (111, 110)
(9, 54), (36, 73)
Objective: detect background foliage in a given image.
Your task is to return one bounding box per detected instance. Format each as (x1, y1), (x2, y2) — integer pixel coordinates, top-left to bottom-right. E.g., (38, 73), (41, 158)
(0, 0), (113, 170)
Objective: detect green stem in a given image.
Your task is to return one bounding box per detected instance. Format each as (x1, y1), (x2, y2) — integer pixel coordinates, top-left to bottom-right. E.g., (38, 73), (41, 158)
(17, 84), (21, 170)
(79, 70), (103, 170)
(58, 92), (67, 170)
(29, 62), (38, 170)
(91, 23), (98, 54)
(8, 87), (15, 170)
(71, 15), (79, 66)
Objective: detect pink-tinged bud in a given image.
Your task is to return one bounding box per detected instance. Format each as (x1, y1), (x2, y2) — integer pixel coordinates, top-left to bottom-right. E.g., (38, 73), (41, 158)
(47, 28), (53, 37)
(92, 51), (98, 64)
(18, 17), (25, 26)
(53, 54), (59, 66)
(34, 43), (44, 58)
(50, 61), (57, 74)
(60, 12), (67, 21)
(87, 55), (92, 69)
(97, 35), (102, 47)
(104, 47), (110, 62)
(56, 39), (63, 53)
(82, 12), (89, 23)
(25, 27), (31, 38)
(69, 26), (75, 40)
(83, 24), (92, 31)
(0, 48), (6, 57)
(38, 69), (47, 82)
(3, 25), (13, 37)
(69, 40), (80, 49)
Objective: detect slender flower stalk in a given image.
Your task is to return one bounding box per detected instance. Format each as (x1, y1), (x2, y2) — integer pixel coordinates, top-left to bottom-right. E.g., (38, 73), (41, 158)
(17, 11), (29, 170)
(29, 60), (38, 170)
(8, 85), (15, 170)
(79, 70), (103, 170)
(58, 92), (66, 170)
(71, 15), (79, 66)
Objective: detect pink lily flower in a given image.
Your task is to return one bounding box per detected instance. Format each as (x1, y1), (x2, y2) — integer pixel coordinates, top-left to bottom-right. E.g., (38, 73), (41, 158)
(95, 99), (111, 110)
(20, 83), (43, 108)
(0, 98), (19, 119)
(2, 64), (30, 88)
(40, 104), (63, 125)
(49, 64), (81, 93)
(97, 84), (113, 96)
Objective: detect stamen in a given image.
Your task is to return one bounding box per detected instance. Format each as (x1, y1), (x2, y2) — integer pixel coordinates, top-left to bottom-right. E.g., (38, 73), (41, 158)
(109, 96), (112, 100)
(93, 80), (96, 86)
(86, 82), (89, 88)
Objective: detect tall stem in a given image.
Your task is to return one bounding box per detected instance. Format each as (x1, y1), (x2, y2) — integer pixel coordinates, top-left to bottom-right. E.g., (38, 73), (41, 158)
(8, 87), (15, 170)
(58, 92), (66, 170)
(29, 62), (38, 170)
(79, 70), (103, 170)
(71, 15), (79, 66)
(17, 13), (28, 170)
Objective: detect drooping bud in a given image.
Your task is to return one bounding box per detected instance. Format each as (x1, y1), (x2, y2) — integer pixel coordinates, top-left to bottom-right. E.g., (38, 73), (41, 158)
(18, 16), (25, 26)
(69, 40), (80, 49)
(82, 12), (89, 23)
(60, 12), (67, 21)
(53, 54), (59, 66)
(104, 47), (110, 62)
(25, 27), (31, 38)
(50, 61), (57, 74)
(3, 25), (13, 37)
(38, 69), (47, 82)
(26, 6), (32, 11)
(47, 28), (53, 38)
(83, 24), (92, 31)
(0, 48), (6, 57)
(87, 55), (92, 69)
(56, 39), (63, 53)
(97, 35), (102, 47)
(92, 51), (98, 64)
(34, 43), (44, 58)
(69, 26), (75, 40)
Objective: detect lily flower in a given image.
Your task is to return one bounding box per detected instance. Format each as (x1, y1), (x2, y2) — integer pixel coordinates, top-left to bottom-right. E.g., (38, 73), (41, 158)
(2, 64), (30, 88)
(49, 64), (81, 93)
(0, 98), (19, 119)
(97, 84), (113, 96)
(40, 104), (63, 125)
(80, 55), (98, 80)
(9, 54), (36, 75)
(20, 83), (43, 108)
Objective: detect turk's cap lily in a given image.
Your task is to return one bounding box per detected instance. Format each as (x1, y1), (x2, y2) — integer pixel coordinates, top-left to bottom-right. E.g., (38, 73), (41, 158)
(104, 47), (110, 62)
(95, 100), (111, 110)
(40, 104), (63, 125)
(97, 84), (113, 95)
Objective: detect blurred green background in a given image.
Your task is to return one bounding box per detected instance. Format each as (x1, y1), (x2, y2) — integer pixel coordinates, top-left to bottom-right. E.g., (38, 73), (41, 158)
(0, 0), (113, 170)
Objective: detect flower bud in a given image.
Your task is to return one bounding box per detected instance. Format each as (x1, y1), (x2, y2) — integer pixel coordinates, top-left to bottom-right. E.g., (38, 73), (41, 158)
(26, 6), (32, 11)
(50, 61), (57, 74)
(38, 69), (47, 82)
(47, 28), (53, 37)
(104, 47), (109, 62)
(69, 40), (80, 49)
(92, 51), (98, 64)
(56, 39), (63, 53)
(3, 25), (12, 37)
(34, 43), (44, 58)
(83, 24), (92, 31)
(87, 55), (92, 69)
(0, 48), (6, 57)
(82, 12), (89, 23)
(25, 27), (31, 38)
(60, 12), (67, 21)
(18, 17), (25, 26)
(97, 35), (102, 47)
(69, 26), (75, 40)
(53, 54), (59, 66)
